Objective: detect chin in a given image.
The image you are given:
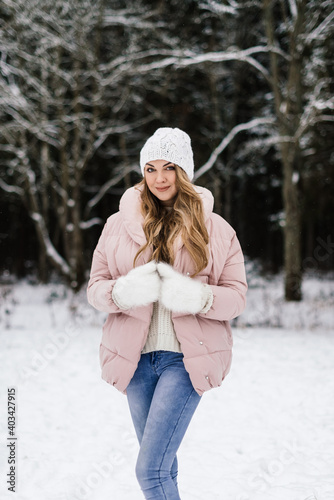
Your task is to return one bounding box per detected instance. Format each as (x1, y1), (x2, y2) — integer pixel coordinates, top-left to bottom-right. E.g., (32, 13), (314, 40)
(157, 195), (177, 207)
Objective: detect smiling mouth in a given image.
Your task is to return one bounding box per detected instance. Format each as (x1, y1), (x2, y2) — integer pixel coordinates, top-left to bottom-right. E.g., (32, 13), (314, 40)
(155, 186), (170, 192)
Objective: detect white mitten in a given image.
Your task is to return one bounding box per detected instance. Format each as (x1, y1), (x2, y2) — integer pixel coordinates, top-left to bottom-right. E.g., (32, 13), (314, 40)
(157, 262), (213, 314)
(112, 261), (161, 310)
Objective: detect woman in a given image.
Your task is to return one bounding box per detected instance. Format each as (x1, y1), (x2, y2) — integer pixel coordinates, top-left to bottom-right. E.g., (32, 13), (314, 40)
(87, 127), (247, 499)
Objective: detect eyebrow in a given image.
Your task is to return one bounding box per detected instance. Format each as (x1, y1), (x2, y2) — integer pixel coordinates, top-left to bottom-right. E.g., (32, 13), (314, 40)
(146, 162), (173, 168)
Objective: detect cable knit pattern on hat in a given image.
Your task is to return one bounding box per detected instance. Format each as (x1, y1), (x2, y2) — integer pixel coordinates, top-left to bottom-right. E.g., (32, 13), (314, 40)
(140, 127), (194, 180)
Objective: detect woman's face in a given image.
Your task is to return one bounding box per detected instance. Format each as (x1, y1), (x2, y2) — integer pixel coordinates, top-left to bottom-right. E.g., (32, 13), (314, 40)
(144, 159), (178, 206)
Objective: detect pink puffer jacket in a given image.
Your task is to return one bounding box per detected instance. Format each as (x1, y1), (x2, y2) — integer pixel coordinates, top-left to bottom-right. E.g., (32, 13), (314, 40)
(87, 185), (247, 396)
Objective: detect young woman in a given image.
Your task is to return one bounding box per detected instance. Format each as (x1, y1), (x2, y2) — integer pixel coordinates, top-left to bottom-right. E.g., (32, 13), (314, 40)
(87, 127), (247, 499)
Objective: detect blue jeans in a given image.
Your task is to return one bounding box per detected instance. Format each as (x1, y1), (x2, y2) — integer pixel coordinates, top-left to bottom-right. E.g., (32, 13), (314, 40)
(126, 351), (201, 499)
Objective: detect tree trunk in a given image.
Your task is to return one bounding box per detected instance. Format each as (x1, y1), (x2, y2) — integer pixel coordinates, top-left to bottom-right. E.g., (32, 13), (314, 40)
(281, 145), (302, 300)
(263, 0), (305, 300)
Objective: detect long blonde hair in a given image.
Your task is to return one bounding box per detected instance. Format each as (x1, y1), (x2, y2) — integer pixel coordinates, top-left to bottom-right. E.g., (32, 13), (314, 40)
(134, 166), (209, 276)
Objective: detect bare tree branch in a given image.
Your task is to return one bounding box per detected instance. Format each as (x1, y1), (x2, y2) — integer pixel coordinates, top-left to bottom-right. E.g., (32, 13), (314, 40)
(306, 9), (334, 42)
(0, 179), (24, 196)
(121, 47), (276, 83)
(84, 166), (138, 217)
(194, 117), (275, 180)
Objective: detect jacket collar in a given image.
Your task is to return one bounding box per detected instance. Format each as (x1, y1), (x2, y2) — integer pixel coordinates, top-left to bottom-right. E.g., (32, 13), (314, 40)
(119, 184), (214, 246)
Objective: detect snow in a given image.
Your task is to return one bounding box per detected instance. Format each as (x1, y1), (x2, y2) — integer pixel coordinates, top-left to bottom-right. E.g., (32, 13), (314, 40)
(292, 172), (299, 184)
(287, 0), (297, 20)
(0, 274), (333, 500)
(199, 0), (237, 16)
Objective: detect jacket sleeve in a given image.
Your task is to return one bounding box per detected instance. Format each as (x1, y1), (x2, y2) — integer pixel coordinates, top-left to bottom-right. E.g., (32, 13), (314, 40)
(86, 222), (120, 314)
(198, 232), (247, 322)
(87, 219), (154, 324)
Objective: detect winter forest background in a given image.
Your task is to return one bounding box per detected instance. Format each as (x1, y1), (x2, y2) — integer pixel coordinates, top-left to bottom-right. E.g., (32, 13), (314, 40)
(0, 0), (333, 299)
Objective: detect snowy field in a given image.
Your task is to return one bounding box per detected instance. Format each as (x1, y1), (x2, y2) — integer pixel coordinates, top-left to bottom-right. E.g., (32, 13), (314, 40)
(0, 273), (333, 500)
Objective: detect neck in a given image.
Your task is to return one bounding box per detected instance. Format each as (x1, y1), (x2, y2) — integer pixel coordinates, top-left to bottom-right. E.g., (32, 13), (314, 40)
(159, 196), (177, 208)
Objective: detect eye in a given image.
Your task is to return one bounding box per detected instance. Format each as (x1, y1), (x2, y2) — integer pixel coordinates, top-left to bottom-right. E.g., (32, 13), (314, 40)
(146, 167), (155, 173)
(166, 166), (175, 171)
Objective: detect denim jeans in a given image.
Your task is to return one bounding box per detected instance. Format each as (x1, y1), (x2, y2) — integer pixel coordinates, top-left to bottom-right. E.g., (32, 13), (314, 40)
(126, 351), (201, 499)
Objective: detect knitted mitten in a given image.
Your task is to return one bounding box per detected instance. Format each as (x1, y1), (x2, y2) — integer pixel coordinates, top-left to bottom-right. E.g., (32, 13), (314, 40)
(157, 262), (213, 314)
(112, 261), (160, 310)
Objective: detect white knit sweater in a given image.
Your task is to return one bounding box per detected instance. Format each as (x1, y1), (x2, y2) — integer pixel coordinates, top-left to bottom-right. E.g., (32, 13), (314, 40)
(142, 301), (182, 353)
(142, 283), (213, 353)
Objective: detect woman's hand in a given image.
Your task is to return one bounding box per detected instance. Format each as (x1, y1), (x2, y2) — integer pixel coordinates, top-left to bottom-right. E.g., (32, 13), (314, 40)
(157, 262), (213, 314)
(112, 261), (160, 310)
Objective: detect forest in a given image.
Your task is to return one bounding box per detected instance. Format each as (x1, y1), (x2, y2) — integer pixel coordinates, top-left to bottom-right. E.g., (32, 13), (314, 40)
(0, 0), (333, 300)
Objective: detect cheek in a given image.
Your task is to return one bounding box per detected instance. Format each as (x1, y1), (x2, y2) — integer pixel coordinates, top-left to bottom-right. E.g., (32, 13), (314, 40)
(170, 173), (177, 186)
(144, 175), (153, 189)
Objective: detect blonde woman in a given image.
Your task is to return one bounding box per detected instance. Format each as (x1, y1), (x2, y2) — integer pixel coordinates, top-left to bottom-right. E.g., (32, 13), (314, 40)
(87, 127), (247, 499)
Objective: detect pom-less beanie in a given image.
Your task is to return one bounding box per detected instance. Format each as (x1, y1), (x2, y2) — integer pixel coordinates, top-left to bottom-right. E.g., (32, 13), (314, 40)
(140, 127), (194, 181)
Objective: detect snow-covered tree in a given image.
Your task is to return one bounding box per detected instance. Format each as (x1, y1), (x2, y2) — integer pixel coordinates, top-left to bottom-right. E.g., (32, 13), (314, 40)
(0, 0), (155, 288)
(127, 0), (334, 300)
(261, 0), (334, 300)
(0, 0), (332, 299)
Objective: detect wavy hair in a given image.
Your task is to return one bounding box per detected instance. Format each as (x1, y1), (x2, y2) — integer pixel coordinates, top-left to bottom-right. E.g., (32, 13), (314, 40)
(134, 166), (209, 276)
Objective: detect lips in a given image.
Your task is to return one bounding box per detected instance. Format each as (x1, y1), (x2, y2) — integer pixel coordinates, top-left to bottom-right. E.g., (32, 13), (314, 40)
(155, 186), (170, 192)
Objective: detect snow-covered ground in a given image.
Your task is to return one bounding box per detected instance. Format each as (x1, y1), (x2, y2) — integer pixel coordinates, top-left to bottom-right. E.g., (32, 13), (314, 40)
(0, 273), (333, 500)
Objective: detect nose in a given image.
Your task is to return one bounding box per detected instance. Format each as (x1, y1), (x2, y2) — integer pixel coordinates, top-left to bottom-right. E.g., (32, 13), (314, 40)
(156, 170), (166, 183)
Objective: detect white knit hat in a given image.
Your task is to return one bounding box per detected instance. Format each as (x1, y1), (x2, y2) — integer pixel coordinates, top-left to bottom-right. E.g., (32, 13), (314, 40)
(140, 127), (194, 180)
